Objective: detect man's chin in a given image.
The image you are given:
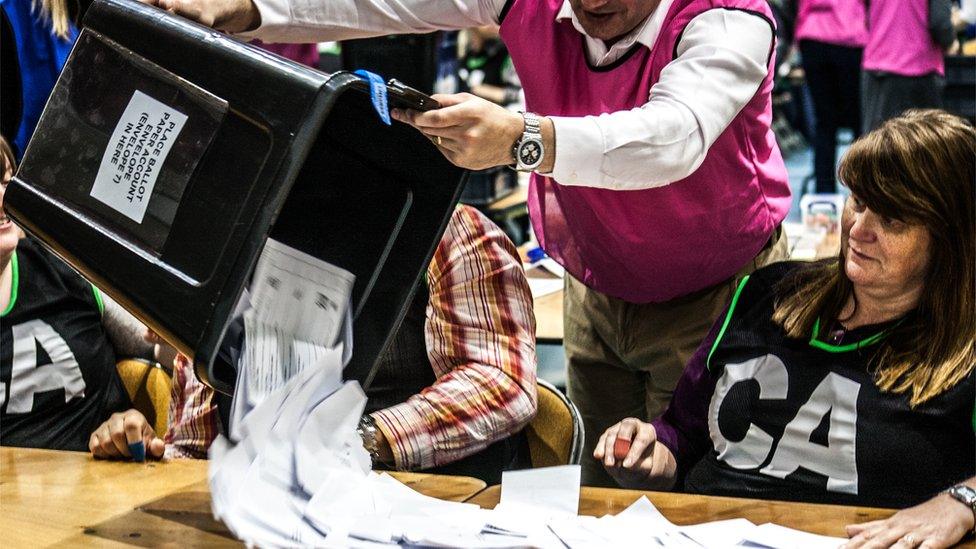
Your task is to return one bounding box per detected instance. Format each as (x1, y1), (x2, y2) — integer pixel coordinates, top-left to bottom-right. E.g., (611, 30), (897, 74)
(577, 19), (633, 44)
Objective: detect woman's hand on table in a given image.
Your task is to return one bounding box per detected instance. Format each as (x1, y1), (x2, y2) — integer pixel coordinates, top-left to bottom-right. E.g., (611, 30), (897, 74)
(842, 491), (975, 549)
(89, 409), (165, 461)
(594, 417), (677, 490)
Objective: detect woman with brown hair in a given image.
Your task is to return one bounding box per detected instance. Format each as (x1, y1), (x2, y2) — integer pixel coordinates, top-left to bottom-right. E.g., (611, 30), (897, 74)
(595, 110), (975, 548)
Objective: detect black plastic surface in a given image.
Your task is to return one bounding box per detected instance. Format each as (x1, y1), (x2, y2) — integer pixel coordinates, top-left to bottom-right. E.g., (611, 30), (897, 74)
(5, 0), (466, 394)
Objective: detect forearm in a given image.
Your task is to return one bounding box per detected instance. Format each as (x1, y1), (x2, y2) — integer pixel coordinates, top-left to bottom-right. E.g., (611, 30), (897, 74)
(371, 362), (536, 470)
(164, 356), (220, 458)
(242, 0), (501, 43)
(547, 101), (704, 189)
(943, 476), (976, 531)
(101, 293), (153, 359)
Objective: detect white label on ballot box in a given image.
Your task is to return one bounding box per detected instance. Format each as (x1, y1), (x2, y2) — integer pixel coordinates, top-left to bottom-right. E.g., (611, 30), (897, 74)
(250, 239), (355, 348)
(89, 90), (187, 224)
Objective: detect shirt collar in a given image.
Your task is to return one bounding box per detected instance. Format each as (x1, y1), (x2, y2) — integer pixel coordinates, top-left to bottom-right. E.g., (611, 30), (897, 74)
(555, 0), (674, 66)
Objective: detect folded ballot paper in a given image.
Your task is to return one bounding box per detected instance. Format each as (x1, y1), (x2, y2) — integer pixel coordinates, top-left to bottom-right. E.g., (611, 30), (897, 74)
(208, 240), (848, 548)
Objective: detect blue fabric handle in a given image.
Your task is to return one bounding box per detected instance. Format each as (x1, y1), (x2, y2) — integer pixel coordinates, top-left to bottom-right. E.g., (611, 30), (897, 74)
(353, 69), (392, 126)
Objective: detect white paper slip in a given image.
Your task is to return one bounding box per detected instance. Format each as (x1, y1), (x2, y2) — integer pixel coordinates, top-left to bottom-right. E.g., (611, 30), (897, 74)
(90, 90), (188, 224)
(538, 258), (565, 278)
(611, 495), (674, 527)
(499, 465), (581, 517)
(548, 515), (615, 548)
(680, 518), (756, 548)
(526, 257), (566, 279)
(294, 381), (370, 493)
(528, 278), (563, 299)
(250, 238), (355, 347)
(740, 522), (845, 549)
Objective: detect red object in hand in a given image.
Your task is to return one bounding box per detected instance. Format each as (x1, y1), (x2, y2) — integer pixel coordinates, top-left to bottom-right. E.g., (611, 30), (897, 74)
(613, 437), (631, 461)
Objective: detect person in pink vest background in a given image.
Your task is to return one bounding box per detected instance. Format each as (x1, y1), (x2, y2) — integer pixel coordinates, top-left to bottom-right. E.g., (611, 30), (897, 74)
(789, 0), (868, 193)
(862, 0), (958, 131)
(143, 0), (793, 489)
(250, 40), (320, 68)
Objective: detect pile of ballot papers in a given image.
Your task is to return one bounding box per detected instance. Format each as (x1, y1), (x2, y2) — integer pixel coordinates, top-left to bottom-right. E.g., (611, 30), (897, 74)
(207, 239), (848, 548)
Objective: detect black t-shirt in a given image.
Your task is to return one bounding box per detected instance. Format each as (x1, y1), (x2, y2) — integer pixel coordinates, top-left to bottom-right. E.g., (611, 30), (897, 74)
(688, 262), (975, 508)
(1, 238), (130, 450)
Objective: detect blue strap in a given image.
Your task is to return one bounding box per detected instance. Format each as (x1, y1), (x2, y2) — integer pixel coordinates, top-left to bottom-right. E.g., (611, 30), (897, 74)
(353, 69), (391, 126)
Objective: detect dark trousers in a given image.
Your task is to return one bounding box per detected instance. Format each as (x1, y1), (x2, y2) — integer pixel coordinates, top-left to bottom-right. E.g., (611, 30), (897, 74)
(862, 70), (945, 132)
(800, 40), (863, 194)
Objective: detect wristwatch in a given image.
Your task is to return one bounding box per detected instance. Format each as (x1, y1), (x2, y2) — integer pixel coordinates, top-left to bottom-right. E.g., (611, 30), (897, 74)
(943, 484), (976, 531)
(357, 414), (381, 466)
(512, 112), (544, 172)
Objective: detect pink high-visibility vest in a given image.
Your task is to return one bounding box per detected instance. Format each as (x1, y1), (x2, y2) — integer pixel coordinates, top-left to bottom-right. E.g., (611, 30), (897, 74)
(500, 0), (791, 302)
(863, 0), (944, 76)
(795, 0), (868, 47)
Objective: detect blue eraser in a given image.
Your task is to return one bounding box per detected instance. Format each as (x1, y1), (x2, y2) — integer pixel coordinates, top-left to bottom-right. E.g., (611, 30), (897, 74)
(527, 247), (546, 263)
(128, 441), (146, 462)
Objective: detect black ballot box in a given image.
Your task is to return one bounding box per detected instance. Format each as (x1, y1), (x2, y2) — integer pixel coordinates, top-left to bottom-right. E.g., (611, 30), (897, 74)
(4, 0), (467, 394)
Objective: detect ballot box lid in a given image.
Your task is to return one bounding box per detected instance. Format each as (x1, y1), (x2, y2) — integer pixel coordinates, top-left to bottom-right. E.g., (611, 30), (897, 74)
(4, 0), (467, 394)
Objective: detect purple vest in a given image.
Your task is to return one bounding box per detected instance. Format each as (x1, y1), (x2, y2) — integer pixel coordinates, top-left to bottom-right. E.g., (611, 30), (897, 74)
(499, 0), (791, 303)
(795, 0), (868, 47)
(863, 0), (944, 76)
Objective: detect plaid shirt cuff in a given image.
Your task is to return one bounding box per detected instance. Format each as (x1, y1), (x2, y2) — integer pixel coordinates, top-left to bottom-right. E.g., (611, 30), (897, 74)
(370, 404), (437, 471)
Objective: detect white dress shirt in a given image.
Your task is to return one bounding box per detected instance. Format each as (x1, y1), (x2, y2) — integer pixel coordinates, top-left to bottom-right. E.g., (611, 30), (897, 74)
(243, 0), (774, 191)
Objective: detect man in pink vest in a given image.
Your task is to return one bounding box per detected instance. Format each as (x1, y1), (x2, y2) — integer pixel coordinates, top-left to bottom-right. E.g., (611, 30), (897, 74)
(861, 0), (957, 130)
(150, 0), (792, 487)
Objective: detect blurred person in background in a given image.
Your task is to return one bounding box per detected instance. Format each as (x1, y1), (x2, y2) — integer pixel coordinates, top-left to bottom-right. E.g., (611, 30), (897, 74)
(1, 0), (78, 159)
(862, 0), (958, 130)
(458, 26), (522, 109)
(788, 0), (867, 193)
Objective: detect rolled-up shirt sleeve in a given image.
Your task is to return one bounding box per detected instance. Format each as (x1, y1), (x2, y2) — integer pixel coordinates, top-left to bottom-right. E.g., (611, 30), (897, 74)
(370, 206), (538, 471)
(243, 0), (505, 43)
(164, 357), (221, 459)
(549, 9), (773, 190)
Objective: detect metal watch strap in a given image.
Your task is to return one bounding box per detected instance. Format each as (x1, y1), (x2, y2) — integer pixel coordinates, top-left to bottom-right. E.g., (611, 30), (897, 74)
(357, 414), (381, 466)
(512, 111), (544, 171)
(523, 111), (541, 134)
(943, 485), (976, 533)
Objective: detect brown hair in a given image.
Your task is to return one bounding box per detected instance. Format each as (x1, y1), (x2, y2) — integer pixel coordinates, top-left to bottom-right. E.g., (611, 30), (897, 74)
(0, 135), (15, 178)
(32, 0), (73, 41)
(773, 109), (975, 407)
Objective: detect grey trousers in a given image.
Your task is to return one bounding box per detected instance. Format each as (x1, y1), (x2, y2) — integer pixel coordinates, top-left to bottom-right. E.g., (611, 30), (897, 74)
(862, 70), (945, 132)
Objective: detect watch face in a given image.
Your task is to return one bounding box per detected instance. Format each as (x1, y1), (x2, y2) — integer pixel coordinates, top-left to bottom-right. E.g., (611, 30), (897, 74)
(518, 138), (543, 168)
(952, 485), (976, 504)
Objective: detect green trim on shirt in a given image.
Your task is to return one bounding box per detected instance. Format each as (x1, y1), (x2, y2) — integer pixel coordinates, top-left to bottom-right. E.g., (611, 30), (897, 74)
(465, 55), (488, 70)
(91, 285), (104, 316)
(1, 250), (19, 317)
(706, 275), (750, 371)
(808, 317), (888, 353)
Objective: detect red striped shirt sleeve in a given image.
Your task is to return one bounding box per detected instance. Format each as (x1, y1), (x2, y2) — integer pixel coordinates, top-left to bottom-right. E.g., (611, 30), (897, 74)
(371, 205), (538, 470)
(164, 355), (220, 459)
